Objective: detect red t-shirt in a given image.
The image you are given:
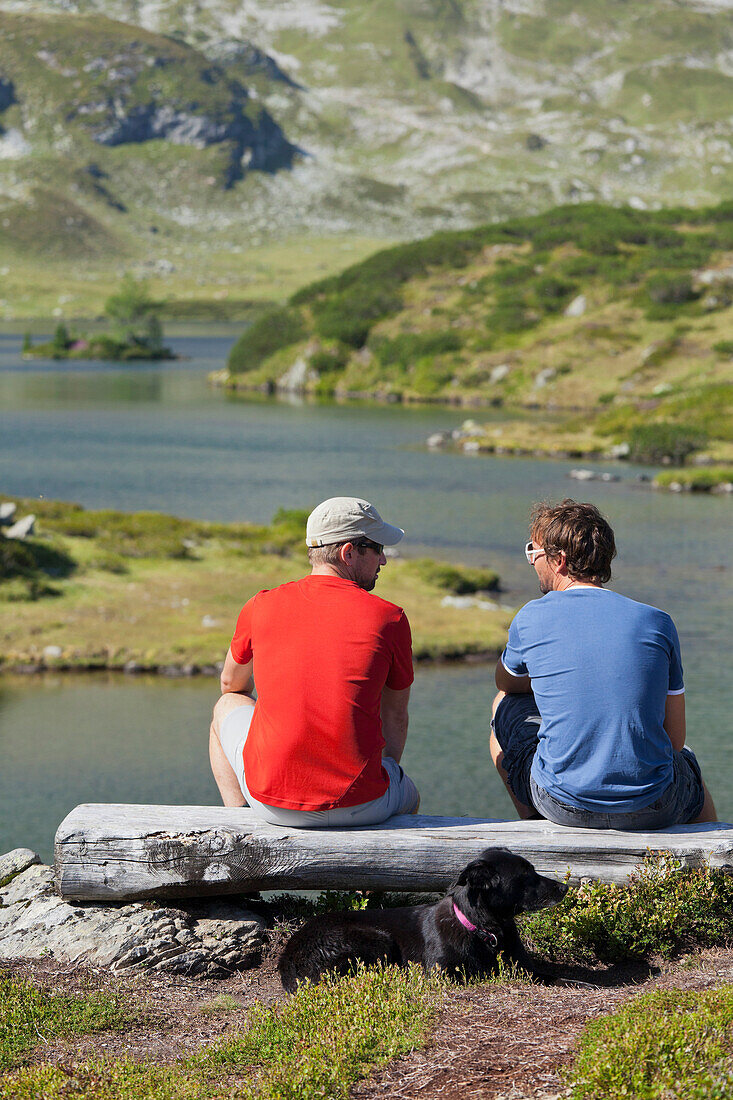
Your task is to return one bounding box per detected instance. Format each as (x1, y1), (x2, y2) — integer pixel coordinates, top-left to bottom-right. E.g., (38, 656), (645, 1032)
(229, 574), (414, 811)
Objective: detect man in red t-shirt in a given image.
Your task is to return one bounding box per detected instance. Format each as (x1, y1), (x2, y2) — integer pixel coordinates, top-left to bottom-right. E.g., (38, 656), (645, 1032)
(209, 496), (420, 825)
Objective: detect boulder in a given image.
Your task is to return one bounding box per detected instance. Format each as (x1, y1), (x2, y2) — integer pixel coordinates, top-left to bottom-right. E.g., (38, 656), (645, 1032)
(0, 501), (17, 525)
(4, 514), (35, 539)
(0, 856), (265, 977)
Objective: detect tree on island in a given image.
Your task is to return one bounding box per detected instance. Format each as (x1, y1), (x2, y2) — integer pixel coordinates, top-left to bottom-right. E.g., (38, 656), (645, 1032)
(104, 276), (165, 356)
(23, 276), (174, 361)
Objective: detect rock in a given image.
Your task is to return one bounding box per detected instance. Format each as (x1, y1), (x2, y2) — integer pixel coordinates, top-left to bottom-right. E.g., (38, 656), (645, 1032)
(441, 594), (500, 611)
(278, 356), (317, 393)
(712, 482), (733, 494)
(427, 431), (450, 448)
(570, 468), (596, 481)
(564, 293), (587, 318)
(0, 848), (41, 885)
(42, 645), (63, 660)
(0, 501), (17, 525)
(201, 615), (218, 628)
(0, 859), (265, 977)
(462, 440), (481, 453)
(606, 442), (630, 459)
(4, 514), (35, 539)
(489, 364), (510, 383)
(599, 472), (620, 482)
(533, 368), (555, 389)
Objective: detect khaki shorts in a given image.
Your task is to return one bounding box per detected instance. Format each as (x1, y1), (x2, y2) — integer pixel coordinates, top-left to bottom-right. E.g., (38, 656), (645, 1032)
(219, 704), (420, 827)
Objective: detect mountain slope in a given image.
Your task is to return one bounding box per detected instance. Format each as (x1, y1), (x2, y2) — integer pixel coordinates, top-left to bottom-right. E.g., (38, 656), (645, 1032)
(1, 1), (733, 316)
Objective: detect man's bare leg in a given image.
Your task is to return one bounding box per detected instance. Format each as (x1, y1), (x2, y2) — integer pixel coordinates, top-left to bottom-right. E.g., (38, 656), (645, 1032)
(692, 780), (718, 824)
(209, 692), (255, 807)
(490, 690), (540, 821)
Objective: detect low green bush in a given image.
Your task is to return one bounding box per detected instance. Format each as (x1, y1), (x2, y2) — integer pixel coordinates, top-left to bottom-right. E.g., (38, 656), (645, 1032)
(405, 558), (500, 594)
(713, 339), (733, 356)
(627, 422), (708, 464)
(566, 986), (733, 1099)
(522, 857), (733, 965)
(312, 285), (403, 348)
(309, 347), (348, 374)
(228, 307), (306, 374)
(654, 466), (733, 491)
(0, 974), (130, 1071)
(371, 331), (462, 370)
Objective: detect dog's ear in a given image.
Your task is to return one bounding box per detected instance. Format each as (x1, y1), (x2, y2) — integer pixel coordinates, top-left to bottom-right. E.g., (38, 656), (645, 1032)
(449, 858), (500, 893)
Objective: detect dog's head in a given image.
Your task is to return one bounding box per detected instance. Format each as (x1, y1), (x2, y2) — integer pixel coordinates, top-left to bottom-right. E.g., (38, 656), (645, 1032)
(449, 847), (568, 920)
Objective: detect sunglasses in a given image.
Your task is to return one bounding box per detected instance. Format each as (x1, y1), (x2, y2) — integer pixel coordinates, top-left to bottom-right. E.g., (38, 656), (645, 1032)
(524, 541), (546, 564)
(355, 538), (384, 555)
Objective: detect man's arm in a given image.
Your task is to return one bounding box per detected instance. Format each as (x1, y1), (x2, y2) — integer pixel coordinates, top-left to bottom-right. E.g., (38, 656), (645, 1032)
(381, 685), (410, 762)
(220, 647), (254, 695)
(663, 692), (686, 752)
(494, 657), (532, 694)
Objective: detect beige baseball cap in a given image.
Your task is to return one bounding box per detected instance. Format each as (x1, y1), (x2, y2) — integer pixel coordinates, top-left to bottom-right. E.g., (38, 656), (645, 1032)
(305, 496), (405, 548)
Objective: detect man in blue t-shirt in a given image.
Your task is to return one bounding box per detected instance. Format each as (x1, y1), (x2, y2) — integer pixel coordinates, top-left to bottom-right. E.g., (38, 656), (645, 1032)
(490, 499), (716, 829)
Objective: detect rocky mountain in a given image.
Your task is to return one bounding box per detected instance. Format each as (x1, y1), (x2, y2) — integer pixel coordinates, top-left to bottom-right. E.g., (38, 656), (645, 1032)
(0, 1), (732, 311)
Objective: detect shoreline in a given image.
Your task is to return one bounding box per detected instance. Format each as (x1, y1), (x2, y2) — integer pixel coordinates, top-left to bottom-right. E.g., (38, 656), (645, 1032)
(0, 647), (501, 679)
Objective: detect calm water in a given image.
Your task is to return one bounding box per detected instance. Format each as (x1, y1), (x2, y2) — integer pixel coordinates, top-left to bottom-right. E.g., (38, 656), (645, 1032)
(0, 331), (730, 859)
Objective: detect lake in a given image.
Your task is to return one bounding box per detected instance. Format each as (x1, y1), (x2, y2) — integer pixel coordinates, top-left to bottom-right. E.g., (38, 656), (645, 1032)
(0, 331), (730, 859)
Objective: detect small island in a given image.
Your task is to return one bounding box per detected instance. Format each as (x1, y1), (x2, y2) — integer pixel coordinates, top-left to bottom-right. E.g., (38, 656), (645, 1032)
(23, 276), (176, 362)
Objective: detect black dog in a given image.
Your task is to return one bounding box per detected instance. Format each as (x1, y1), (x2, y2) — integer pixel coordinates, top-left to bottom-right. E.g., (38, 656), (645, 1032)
(278, 847), (567, 992)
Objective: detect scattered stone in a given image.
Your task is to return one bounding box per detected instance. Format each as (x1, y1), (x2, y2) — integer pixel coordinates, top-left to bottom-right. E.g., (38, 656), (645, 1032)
(42, 645), (63, 660)
(201, 615), (218, 628)
(564, 293), (586, 318)
(0, 856), (266, 977)
(4, 514), (35, 539)
(599, 472), (621, 482)
(462, 440), (481, 453)
(712, 482), (733, 494)
(569, 468), (596, 481)
(0, 501), (17, 525)
(489, 364), (510, 383)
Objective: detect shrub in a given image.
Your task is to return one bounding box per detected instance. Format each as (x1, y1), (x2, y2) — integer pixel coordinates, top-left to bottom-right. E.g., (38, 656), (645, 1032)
(521, 856), (733, 964)
(312, 285), (403, 348)
(646, 272), (697, 305)
(714, 340), (733, 356)
(228, 307), (306, 374)
(566, 987), (733, 1100)
(627, 422), (708, 464)
(309, 346), (348, 374)
(372, 331), (462, 369)
(532, 274), (578, 312)
(405, 558), (500, 593)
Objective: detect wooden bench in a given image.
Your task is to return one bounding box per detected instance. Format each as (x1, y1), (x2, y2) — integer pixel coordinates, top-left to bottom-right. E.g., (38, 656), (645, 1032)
(54, 804), (733, 902)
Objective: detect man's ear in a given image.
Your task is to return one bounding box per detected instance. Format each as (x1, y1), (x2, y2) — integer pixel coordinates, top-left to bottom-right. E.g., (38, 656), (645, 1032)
(339, 542), (355, 565)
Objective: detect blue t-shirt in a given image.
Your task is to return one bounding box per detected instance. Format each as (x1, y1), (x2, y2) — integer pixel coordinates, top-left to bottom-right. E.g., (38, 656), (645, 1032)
(501, 588), (684, 812)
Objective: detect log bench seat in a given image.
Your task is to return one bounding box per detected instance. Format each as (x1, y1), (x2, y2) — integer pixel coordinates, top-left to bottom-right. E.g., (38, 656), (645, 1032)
(54, 804), (733, 901)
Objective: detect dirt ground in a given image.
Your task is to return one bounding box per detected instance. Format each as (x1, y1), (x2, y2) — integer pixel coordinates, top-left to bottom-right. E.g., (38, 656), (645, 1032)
(4, 939), (733, 1098)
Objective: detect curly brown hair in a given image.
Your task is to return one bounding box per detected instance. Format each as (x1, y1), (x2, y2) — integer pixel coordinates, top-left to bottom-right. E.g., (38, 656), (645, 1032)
(529, 499), (616, 584)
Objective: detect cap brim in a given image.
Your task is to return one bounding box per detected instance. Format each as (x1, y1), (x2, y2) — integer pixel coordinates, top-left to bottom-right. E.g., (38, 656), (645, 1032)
(375, 522), (405, 546)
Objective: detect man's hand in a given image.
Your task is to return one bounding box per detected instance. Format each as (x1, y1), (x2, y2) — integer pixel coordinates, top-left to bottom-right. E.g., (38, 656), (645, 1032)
(381, 685), (410, 762)
(220, 648), (254, 695)
(494, 658), (532, 694)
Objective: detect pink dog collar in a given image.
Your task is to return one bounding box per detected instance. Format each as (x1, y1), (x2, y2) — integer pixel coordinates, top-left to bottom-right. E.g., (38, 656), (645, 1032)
(452, 902), (498, 947)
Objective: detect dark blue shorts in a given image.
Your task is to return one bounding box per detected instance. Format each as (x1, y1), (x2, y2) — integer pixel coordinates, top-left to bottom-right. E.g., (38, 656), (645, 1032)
(492, 692), (706, 830)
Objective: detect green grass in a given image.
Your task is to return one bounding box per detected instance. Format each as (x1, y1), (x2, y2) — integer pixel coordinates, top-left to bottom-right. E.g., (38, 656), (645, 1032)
(403, 558), (500, 594)
(0, 497), (510, 668)
(522, 856), (733, 966)
(2, 964), (440, 1100)
(566, 986), (733, 1099)
(0, 974), (131, 1071)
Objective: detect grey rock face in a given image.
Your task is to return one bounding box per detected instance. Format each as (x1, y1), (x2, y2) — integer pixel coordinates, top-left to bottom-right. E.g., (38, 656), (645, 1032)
(0, 857), (266, 978)
(87, 91), (296, 188)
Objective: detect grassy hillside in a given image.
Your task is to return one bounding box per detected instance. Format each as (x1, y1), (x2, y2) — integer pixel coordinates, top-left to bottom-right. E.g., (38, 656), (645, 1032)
(223, 202), (733, 463)
(2, 1), (733, 317)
